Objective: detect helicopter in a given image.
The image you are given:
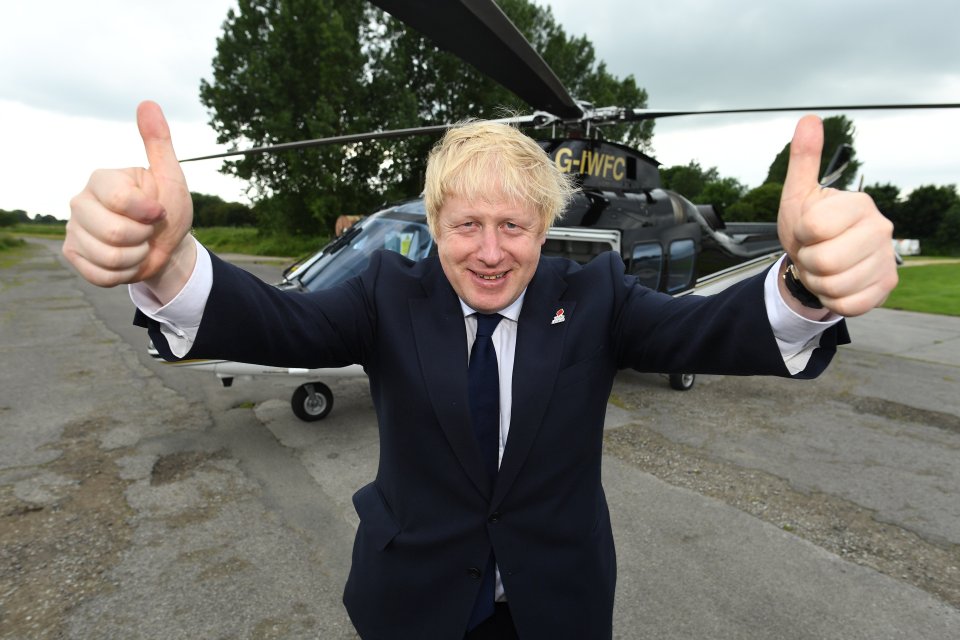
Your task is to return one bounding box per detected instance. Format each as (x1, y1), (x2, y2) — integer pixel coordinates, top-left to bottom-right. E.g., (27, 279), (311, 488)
(158, 0), (958, 421)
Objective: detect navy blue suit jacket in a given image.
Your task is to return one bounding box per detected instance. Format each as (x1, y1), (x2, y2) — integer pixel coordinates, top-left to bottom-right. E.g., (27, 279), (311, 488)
(142, 249), (847, 639)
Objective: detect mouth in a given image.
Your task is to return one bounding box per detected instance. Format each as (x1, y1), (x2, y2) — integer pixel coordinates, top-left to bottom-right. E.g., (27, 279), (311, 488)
(474, 271), (507, 281)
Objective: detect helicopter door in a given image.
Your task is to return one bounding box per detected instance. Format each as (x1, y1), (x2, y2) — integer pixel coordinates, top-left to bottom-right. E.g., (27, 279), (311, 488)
(626, 221), (701, 294)
(666, 238), (697, 293)
(628, 242), (663, 290)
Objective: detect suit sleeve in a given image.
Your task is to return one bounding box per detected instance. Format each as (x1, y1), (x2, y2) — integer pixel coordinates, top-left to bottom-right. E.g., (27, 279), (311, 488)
(609, 254), (849, 379)
(137, 251), (380, 369)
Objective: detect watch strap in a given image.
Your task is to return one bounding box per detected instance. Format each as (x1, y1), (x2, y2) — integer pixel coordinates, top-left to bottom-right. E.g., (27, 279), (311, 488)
(782, 257), (824, 309)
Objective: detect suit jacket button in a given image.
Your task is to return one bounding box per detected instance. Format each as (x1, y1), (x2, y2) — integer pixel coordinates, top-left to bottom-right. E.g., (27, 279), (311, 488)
(467, 567), (482, 579)
(488, 512), (501, 523)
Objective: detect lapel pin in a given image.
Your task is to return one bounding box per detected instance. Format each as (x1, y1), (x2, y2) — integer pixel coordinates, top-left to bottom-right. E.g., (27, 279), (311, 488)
(551, 308), (566, 325)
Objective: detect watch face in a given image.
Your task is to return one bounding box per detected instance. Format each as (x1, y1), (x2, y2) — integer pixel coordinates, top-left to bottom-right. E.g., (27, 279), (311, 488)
(784, 264), (823, 309)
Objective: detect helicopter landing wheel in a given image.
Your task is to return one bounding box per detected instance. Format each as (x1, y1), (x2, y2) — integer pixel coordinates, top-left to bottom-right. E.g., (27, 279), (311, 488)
(291, 382), (334, 422)
(668, 373), (695, 391)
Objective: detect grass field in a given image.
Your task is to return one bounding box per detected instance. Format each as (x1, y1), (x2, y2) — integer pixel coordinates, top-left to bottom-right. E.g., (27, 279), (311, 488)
(191, 227), (327, 258)
(0, 234), (31, 269)
(4, 224), (326, 259)
(8, 223), (66, 237)
(883, 260), (960, 317)
(0, 234), (25, 250)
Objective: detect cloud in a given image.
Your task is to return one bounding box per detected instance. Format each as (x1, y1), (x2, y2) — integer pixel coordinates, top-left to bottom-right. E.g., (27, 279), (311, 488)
(549, 0), (960, 108)
(0, 0), (233, 122)
(2, 0), (956, 219)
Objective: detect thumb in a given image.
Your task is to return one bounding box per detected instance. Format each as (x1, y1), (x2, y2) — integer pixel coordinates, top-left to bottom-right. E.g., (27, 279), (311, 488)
(136, 100), (185, 185)
(780, 115), (824, 209)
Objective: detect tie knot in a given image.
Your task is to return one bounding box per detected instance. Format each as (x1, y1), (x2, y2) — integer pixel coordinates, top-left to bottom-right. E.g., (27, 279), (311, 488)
(475, 313), (503, 338)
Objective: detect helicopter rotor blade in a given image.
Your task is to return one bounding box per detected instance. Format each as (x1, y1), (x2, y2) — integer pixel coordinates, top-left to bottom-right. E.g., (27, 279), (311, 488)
(369, 0), (583, 120)
(617, 102), (960, 122)
(179, 113), (552, 163)
(819, 144), (853, 188)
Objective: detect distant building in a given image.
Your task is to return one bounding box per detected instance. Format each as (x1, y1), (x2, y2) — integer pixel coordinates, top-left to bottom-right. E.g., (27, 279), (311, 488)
(893, 238), (921, 256)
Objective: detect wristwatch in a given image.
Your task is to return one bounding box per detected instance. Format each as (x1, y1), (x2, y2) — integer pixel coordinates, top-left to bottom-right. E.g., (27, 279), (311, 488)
(782, 257), (824, 309)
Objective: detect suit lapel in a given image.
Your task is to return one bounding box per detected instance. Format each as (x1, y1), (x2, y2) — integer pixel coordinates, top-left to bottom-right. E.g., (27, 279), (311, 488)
(410, 262), (492, 499)
(493, 259), (573, 507)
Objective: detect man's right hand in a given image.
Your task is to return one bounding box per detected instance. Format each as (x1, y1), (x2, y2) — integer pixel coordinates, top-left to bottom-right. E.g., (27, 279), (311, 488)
(63, 101), (195, 303)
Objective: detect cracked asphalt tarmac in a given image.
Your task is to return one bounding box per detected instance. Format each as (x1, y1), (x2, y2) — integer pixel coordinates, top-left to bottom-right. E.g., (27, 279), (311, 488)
(1, 239), (957, 639)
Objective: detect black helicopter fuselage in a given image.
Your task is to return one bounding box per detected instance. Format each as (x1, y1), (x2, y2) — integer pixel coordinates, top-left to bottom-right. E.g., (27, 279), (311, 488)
(538, 137), (781, 293)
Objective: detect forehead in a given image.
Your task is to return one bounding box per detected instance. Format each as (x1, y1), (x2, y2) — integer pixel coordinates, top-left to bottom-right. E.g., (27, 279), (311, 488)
(439, 192), (539, 220)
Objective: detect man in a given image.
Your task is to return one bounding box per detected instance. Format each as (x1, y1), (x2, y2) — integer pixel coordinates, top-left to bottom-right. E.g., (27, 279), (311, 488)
(64, 101), (896, 639)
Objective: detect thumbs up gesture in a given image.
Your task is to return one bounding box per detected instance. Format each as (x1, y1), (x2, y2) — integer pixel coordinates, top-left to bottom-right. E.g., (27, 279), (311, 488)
(63, 101), (195, 302)
(777, 116), (898, 318)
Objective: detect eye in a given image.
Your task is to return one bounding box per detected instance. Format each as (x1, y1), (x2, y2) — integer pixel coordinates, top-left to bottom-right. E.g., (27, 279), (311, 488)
(503, 221), (519, 230)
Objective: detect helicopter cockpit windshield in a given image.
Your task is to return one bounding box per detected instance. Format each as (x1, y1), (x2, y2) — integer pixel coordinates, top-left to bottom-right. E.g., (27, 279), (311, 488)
(294, 201), (434, 292)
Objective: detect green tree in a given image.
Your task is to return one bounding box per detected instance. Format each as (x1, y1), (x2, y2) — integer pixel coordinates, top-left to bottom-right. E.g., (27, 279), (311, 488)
(33, 214), (63, 225)
(0, 209), (33, 227)
(864, 183), (902, 229)
(192, 192), (256, 227)
(724, 182), (784, 223)
(764, 115), (862, 190)
(660, 161), (719, 201)
(661, 162), (746, 210)
(200, 0), (652, 230)
(199, 0), (377, 235)
(931, 202), (960, 255)
(699, 176), (747, 211)
(898, 184), (959, 240)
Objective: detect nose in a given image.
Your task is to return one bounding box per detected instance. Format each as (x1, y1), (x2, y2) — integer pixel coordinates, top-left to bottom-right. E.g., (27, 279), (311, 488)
(476, 226), (504, 264)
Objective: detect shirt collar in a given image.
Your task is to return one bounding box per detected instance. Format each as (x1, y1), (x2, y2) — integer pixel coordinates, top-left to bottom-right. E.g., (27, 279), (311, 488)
(459, 290), (526, 323)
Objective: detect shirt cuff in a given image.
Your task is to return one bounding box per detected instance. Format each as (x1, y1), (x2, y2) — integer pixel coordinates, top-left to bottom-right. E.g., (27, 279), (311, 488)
(764, 254), (842, 375)
(128, 236), (212, 357)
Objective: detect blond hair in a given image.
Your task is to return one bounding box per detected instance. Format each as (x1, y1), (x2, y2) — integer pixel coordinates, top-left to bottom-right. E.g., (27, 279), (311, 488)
(423, 120), (577, 237)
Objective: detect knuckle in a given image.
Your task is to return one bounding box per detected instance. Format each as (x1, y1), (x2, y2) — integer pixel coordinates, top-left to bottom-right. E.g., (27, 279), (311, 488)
(68, 193), (85, 215)
(801, 251), (831, 276)
(104, 221), (129, 247)
(101, 246), (127, 270)
(883, 269), (899, 292)
(104, 187), (133, 216)
(798, 214), (829, 242)
(817, 275), (847, 300)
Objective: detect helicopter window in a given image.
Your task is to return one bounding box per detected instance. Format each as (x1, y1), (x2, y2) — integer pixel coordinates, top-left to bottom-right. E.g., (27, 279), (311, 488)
(666, 239), (697, 293)
(541, 239), (614, 265)
(298, 215), (433, 292)
(629, 242), (663, 290)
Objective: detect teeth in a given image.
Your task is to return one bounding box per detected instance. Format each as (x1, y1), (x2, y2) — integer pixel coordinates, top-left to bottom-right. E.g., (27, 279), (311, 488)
(478, 273), (505, 280)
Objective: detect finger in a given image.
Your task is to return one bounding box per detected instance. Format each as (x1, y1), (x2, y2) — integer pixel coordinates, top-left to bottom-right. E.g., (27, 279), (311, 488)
(61, 220), (149, 287)
(65, 216), (152, 273)
(801, 241), (896, 298)
(799, 230), (895, 281)
(70, 186), (158, 246)
(780, 115), (824, 212)
(81, 168), (166, 224)
(817, 271), (898, 318)
(65, 250), (144, 289)
(798, 234), (898, 318)
(137, 101), (186, 187)
(791, 191), (887, 250)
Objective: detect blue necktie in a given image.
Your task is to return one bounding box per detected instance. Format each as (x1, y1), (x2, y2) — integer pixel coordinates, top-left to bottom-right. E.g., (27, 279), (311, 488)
(466, 313), (502, 630)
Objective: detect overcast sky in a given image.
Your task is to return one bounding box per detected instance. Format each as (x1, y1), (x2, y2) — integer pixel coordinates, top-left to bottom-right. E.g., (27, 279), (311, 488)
(2, 0), (958, 219)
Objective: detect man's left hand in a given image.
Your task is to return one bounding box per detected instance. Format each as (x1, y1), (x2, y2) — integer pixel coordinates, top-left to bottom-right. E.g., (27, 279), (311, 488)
(777, 115), (898, 318)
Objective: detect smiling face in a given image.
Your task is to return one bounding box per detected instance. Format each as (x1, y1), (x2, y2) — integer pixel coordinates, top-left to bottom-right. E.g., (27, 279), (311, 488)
(436, 193), (546, 313)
